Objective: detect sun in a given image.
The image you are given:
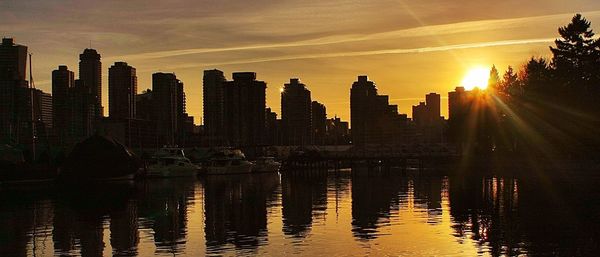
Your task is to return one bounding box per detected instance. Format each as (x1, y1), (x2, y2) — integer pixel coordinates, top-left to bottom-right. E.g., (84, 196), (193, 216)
(461, 67), (490, 90)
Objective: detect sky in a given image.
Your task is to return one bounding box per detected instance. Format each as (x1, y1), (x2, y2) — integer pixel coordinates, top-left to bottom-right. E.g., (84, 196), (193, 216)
(2, 0), (600, 124)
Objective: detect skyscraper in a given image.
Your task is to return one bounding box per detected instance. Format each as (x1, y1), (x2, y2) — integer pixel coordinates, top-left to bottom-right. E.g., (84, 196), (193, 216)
(426, 93), (441, 122)
(311, 101), (327, 145)
(108, 62), (137, 119)
(52, 65), (74, 143)
(223, 72), (266, 147)
(281, 78), (312, 145)
(79, 48), (102, 118)
(350, 75), (406, 146)
(0, 38), (28, 143)
(0, 38), (27, 81)
(203, 69), (226, 146)
(153, 72), (179, 145)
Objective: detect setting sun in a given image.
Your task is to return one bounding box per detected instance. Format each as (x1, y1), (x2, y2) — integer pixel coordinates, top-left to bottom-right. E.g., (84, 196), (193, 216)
(461, 67), (490, 90)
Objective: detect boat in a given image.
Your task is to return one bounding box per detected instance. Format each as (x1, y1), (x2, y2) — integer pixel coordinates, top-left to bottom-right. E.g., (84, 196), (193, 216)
(252, 157), (281, 173)
(145, 147), (201, 177)
(203, 148), (254, 175)
(60, 135), (141, 182)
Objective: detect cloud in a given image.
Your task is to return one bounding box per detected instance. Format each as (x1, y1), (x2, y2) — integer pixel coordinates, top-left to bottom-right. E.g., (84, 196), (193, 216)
(108, 11), (600, 62)
(138, 37), (554, 71)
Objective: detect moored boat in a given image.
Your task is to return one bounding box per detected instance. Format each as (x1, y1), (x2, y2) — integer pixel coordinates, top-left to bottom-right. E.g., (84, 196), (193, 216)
(145, 147), (201, 177)
(252, 157), (281, 173)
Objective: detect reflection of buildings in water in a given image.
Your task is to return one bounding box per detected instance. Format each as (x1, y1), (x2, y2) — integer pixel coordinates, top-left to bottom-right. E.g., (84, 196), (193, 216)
(281, 174), (328, 238)
(350, 170), (404, 240)
(53, 183), (138, 257)
(448, 176), (522, 256)
(0, 194), (36, 257)
(411, 177), (443, 224)
(109, 199), (139, 256)
(204, 173), (279, 253)
(137, 179), (195, 254)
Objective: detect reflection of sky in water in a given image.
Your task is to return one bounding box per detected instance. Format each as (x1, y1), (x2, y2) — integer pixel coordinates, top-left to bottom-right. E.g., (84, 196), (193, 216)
(1, 171), (598, 256)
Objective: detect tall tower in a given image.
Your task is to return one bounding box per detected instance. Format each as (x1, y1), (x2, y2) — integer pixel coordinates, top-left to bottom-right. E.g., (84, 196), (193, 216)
(203, 69), (226, 146)
(108, 62), (137, 119)
(79, 48), (102, 118)
(153, 72), (179, 145)
(0, 38), (27, 81)
(425, 92), (441, 122)
(0, 38), (28, 143)
(52, 65), (74, 142)
(281, 78), (312, 145)
(223, 72), (266, 147)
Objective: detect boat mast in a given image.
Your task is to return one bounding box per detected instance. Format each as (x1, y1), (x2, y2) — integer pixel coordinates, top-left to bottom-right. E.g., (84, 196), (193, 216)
(29, 53), (36, 161)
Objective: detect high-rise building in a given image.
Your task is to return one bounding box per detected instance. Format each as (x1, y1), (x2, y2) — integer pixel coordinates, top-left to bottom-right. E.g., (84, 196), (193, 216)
(223, 72), (266, 147)
(52, 65), (74, 143)
(108, 62), (137, 119)
(0, 38), (28, 143)
(203, 69), (226, 146)
(326, 116), (350, 145)
(350, 75), (406, 146)
(68, 79), (95, 142)
(281, 78), (312, 145)
(79, 48), (103, 118)
(135, 89), (154, 120)
(412, 102), (428, 127)
(0, 38), (27, 81)
(426, 93), (441, 121)
(265, 108), (280, 145)
(153, 72), (179, 145)
(311, 101), (327, 145)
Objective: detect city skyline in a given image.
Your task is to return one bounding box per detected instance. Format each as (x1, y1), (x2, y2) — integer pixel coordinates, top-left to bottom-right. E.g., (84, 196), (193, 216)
(3, 1), (600, 121)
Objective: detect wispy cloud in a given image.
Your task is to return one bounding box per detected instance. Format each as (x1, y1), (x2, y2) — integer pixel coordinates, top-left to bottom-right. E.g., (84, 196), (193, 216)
(145, 38), (554, 71)
(109, 11), (600, 62)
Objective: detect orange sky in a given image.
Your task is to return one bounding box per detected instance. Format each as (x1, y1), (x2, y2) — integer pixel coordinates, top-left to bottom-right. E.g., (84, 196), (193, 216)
(2, 1), (600, 123)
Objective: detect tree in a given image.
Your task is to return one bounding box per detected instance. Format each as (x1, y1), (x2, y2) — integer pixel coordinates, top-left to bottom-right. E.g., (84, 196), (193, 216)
(520, 57), (551, 93)
(550, 14), (600, 91)
(501, 66), (520, 95)
(488, 65), (500, 91)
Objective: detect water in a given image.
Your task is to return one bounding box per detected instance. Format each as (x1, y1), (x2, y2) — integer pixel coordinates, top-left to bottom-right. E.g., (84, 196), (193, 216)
(1, 169), (599, 256)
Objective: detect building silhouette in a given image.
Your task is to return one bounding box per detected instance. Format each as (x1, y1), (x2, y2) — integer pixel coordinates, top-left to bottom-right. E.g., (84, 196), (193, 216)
(79, 48), (103, 118)
(153, 72), (179, 145)
(203, 69), (226, 146)
(281, 78), (312, 145)
(311, 101), (327, 145)
(52, 65), (74, 143)
(135, 89), (154, 121)
(350, 75), (406, 146)
(222, 72), (266, 147)
(67, 79), (95, 144)
(0, 38), (28, 143)
(108, 62), (137, 119)
(265, 107), (281, 145)
(326, 116), (350, 145)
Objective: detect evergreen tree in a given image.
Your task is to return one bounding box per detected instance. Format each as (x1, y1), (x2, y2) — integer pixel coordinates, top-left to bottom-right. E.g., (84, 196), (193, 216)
(550, 14), (600, 91)
(488, 65), (500, 91)
(501, 66), (519, 95)
(520, 58), (551, 93)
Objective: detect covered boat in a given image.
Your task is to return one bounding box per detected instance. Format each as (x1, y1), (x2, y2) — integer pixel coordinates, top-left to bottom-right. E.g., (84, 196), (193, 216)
(60, 135), (140, 181)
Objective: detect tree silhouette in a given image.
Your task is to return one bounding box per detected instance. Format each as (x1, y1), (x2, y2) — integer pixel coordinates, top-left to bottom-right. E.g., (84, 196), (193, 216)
(500, 66), (519, 95)
(550, 14), (600, 92)
(488, 65), (500, 91)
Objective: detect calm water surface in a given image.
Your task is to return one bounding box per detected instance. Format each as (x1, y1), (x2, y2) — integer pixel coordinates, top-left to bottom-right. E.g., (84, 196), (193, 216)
(1, 169), (599, 256)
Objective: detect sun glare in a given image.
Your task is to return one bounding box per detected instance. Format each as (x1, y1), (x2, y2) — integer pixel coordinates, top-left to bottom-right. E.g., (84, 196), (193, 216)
(461, 67), (490, 90)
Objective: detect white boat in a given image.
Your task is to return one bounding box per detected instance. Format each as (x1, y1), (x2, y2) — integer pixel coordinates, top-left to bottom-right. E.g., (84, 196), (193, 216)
(203, 148), (254, 175)
(145, 147), (201, 177)
(252, 157), (281, 173)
